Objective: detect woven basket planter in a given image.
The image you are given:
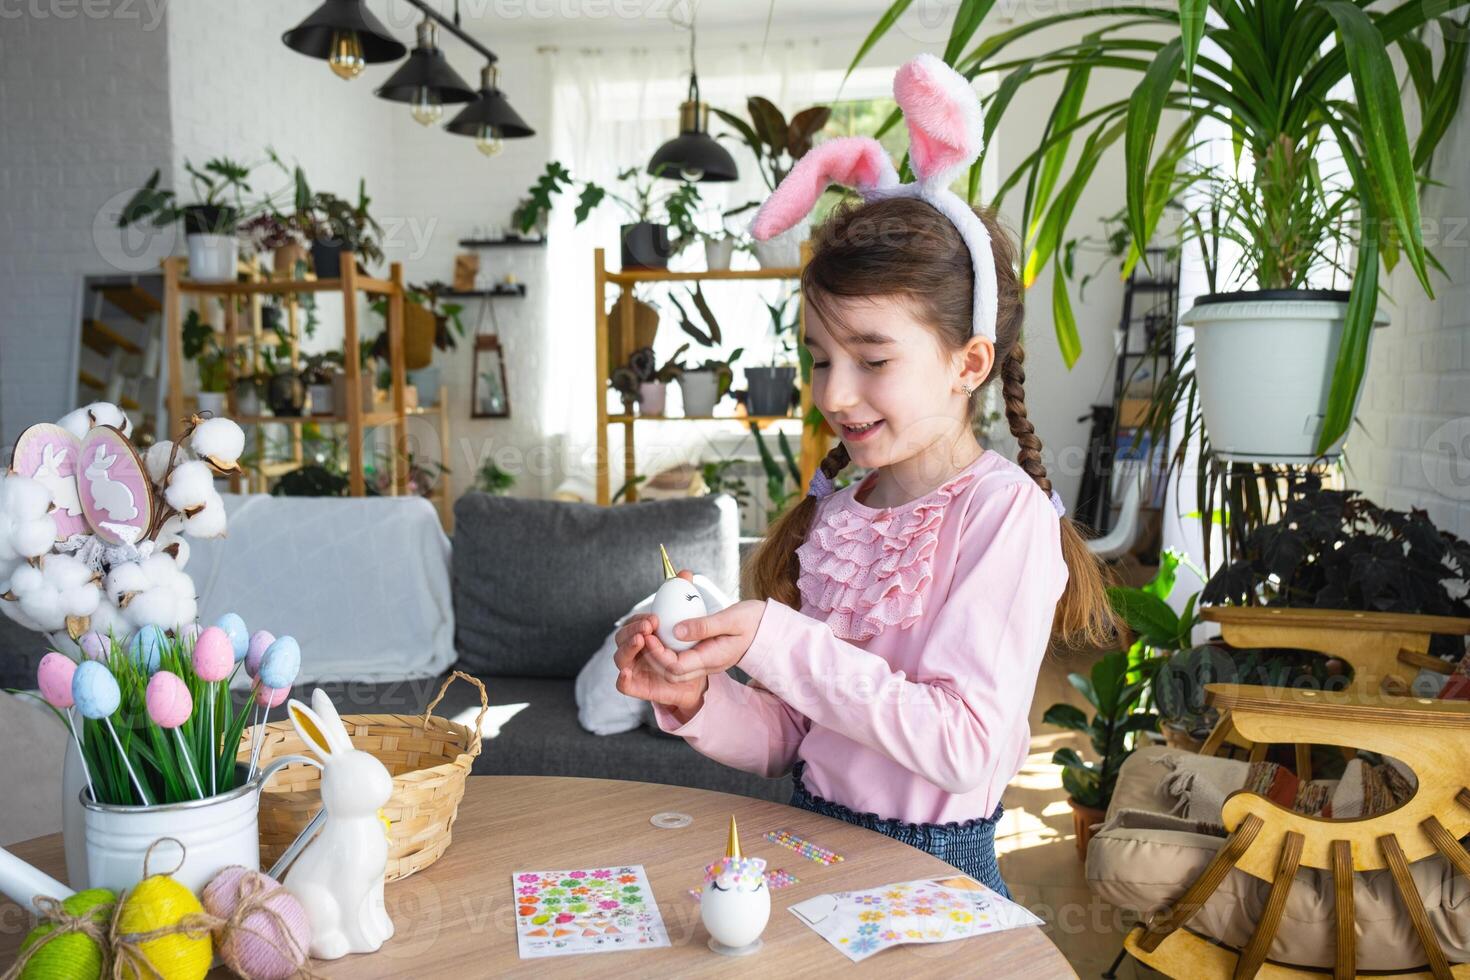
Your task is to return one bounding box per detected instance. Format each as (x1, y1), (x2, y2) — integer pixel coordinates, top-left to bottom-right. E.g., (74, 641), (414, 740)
(240, 671), (488, 882)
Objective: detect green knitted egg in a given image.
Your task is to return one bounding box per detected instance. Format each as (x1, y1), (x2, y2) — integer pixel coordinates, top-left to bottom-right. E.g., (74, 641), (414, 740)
(17, 887), (117, 980)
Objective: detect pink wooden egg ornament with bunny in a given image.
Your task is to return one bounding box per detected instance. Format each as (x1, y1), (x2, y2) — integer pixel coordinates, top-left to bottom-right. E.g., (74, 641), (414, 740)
(280, 689), (395, 959)
(10, 422), (88, 540)
(76, 425), (153, 547)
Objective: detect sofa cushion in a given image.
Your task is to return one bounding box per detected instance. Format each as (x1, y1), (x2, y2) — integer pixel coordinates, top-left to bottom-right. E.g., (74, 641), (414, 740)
(1088, 747), (1470, 971)
(452, 492), (739, 678)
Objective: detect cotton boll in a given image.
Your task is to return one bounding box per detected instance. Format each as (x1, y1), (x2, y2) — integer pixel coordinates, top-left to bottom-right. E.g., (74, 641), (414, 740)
(156, 532), (191, 571)
(126, 587), (184, 632)
(145, 441), (176, 486)
(165, 461), (215, 513)
(181, 490), (227, 539)
(10, 555), (99, 632)
(4, 474), (54, 524)
(87, 597), (126, 641)
(0, 474), (58, 563)
(105, 561), (151, 607)
(190, 418), (244, 469)
(105, 554), (199, 632)
(58, 402), (131, 440)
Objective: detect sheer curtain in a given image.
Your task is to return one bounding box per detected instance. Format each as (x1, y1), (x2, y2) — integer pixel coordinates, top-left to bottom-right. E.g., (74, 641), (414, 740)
(539, 37), (880, 495)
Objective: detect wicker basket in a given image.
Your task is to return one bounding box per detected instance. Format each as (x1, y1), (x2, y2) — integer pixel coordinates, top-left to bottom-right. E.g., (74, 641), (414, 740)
(240, 671), (489, 882)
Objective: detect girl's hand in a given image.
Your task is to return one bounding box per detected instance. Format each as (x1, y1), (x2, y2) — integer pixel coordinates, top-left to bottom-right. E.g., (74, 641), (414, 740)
(613, 571), (709, 717)
(642, 599), (767, 682)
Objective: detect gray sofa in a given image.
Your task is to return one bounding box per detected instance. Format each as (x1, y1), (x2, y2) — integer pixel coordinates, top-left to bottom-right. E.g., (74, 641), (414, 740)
(0, 491), (793, 804)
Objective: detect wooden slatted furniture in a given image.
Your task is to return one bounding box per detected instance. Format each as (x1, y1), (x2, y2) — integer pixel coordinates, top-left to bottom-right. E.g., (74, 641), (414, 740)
(1124, 682), (1470, 979)
(1197, 608), (1470, 780)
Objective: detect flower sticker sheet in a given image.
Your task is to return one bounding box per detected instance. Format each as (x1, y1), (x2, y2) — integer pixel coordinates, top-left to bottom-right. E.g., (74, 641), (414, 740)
(513, 865), (671, 959)
(788, 875), (1042, 963)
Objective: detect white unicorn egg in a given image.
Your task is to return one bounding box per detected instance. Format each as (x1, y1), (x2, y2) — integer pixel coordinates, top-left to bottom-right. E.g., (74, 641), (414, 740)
(700, 856), (769, 952)
(652, 576), (707, 653)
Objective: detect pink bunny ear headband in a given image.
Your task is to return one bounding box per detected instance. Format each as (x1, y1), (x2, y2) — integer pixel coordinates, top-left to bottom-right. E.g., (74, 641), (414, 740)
(750, 53), (997, 343)
(761, 54), (1065, 519)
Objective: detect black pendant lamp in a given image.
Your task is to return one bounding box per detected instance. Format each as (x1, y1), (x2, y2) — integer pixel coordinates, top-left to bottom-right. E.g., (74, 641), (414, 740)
(446, 64), (536, 157)
(282, 0), (406, 81)
(647, 19), (737, 183)
(374, 19), (477, 127)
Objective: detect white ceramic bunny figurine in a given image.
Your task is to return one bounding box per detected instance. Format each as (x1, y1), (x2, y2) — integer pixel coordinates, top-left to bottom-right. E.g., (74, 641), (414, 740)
(283, 688), (395, 959)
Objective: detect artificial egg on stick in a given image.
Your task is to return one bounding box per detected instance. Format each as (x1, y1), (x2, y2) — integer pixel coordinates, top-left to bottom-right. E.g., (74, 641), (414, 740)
(652, 544), (706, 653)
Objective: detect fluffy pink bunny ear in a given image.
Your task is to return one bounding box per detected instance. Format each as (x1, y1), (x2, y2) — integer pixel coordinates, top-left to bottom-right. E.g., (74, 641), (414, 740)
(750, 137), (898, 241)
(894, 53), (983, 188)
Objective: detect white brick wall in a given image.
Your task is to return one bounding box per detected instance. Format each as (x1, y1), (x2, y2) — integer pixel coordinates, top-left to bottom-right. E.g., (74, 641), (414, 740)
(1347, 63), (1470, 541)
(0, 0), (1155, 510)
(0, 0), (173, 449)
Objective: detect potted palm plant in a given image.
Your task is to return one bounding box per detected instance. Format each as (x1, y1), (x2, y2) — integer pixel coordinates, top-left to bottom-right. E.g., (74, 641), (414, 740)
(850, 0), (1469, 462)
(714, 97), (830, 268)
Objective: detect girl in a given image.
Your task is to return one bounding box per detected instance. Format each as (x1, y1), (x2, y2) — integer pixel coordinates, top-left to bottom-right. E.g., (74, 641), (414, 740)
(613, 54), (1115, 897)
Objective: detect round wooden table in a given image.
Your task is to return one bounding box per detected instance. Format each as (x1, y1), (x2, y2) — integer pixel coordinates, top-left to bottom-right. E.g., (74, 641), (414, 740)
(0, 776), (1074, 977)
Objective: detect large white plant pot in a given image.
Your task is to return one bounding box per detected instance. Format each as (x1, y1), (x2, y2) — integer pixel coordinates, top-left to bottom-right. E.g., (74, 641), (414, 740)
(186, 233), (239, 283)
(1181, 291), (1388, 464)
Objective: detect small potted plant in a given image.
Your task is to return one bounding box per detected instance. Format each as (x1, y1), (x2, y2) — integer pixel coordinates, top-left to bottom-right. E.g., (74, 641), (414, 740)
(234, 370), (265, 418)
(678, 350), (742, 417)
(118, 157), (261, 283)
(196, 346), (231, 417)
(181, 309), (233, 414)
(1043, 650), (1158, 860)
(512, 161), (702, 270)
(475, 460), (516, 496)
(713, 97), (830, 268)
(300, 179), (384, 279)
(299, 351), (344, 416)
(239, 212), (308, 280)
(745, 291), (800, 417)
(623, 343), (689, 417)
(702, 229), (736, 271)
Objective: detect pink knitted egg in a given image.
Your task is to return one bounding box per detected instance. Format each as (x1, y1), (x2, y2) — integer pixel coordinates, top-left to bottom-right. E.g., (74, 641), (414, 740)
(244, 630), (275, 679)
(37, 652), (77, 709)
(202, 867), (311, 980)
(192, 626), (234, 683)
(145, 671), (193, 729)
(256, 686), (289, 708)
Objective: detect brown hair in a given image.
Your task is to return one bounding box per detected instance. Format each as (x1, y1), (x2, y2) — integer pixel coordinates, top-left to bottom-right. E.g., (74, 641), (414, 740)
(742, 197), (1117, 648)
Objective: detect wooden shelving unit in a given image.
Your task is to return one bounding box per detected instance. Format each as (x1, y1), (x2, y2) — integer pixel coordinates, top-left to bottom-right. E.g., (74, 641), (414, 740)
(162, 253), (450, 519)
(592, 245), (831, 506)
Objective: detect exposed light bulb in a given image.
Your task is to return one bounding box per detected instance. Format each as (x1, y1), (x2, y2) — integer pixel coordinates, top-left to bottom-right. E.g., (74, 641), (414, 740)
(679, 165), (705, 181)
(327, 30), (365, 80)
(476, 127), (504, 157)
(410, 86), (443, 126)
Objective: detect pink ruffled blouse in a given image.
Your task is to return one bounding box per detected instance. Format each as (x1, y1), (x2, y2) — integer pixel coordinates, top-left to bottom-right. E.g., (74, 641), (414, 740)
(653, 450), (1068, 825)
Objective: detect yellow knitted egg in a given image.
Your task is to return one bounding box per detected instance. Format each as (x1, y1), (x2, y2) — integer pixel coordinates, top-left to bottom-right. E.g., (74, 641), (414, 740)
(17, 887), (116, 980)
(114, 875), (213, 980)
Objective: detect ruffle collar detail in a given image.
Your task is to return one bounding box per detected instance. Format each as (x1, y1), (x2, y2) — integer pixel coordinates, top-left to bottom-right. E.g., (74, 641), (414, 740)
(795, 466), (978, 641)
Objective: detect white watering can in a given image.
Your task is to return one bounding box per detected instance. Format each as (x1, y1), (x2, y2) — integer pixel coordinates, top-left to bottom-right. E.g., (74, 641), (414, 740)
(0, 747), (322, 914)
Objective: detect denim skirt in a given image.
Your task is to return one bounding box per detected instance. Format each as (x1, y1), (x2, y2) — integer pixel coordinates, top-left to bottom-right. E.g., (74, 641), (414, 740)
(788, 761), (1011, 899)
